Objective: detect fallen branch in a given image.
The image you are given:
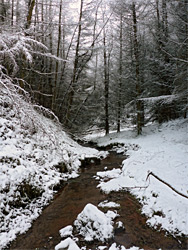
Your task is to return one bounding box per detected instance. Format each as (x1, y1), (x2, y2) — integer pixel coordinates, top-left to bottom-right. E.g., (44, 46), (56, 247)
(146, 171), (188, 199)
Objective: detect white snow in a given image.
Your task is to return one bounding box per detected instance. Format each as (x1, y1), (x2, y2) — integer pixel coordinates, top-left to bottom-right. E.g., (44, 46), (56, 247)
(108, 243), (143, 250)
(59, 225), (73, 238)
(74, 203), (118, 242)
(93, 119), (188, 236)
(96, 168), (122, 180)
(55, 240), (143, 250)
(0, 90), (104, 249)
(98, 200), (120, 208)
(116, 221), (124, 229)
(55, 237), (81, 250)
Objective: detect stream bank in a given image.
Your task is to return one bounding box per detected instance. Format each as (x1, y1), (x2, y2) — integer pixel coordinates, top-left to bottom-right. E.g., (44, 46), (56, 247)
(9, 151), (187, 250)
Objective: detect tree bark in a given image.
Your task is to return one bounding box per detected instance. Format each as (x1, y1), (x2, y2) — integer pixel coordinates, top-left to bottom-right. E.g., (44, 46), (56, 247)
(66, 0), (84, 125)
(132, 2), (142, 135)
(117, 13), (123, 133)
(52, 0), (63, 112)
(25, 0), (35, 29)
(11, 0), (14, 26)
(103, 25), (109, 135)
(0, 0), (7, 23)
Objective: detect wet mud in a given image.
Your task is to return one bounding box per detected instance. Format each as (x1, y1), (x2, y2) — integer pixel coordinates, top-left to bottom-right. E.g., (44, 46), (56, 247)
(9, 152), (187, 250)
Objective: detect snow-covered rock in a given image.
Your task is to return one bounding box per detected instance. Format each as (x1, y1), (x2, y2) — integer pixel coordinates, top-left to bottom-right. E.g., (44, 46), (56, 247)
(59, 225), (73, 238)
(55, 237), (81, 250)
(74, 203), (118, 242)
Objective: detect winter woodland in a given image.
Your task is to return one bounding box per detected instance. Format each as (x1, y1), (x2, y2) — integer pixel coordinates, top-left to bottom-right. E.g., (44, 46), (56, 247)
(0, 0), (188, 249)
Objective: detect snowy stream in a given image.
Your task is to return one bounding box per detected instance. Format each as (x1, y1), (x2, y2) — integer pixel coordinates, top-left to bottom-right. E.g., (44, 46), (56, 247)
(9, 151), (186, 250)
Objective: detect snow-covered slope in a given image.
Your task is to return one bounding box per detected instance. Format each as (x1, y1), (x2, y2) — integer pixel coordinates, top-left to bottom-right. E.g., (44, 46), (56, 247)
(0, 89), (102, 249)
(93, 119), (188, 236)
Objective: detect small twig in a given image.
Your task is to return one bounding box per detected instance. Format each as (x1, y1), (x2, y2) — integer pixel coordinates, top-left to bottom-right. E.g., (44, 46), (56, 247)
(121, 183), (149, 191)
(146, 171), (188, 199)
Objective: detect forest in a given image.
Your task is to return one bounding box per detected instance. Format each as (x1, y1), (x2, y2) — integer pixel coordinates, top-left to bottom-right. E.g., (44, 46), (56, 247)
(0, 0), (187, 136)
(0, 1), (188, 249)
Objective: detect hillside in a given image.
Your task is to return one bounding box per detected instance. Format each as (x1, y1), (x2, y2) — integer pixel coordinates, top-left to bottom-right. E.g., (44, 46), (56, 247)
(0, 88), (104, 249)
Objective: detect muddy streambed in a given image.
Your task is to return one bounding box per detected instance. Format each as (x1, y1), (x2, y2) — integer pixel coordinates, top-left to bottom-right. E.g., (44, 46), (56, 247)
(9, 152), (187, 250)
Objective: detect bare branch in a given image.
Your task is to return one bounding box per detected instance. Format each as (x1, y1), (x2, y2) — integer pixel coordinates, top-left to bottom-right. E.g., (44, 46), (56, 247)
(146, 171), (188, 199)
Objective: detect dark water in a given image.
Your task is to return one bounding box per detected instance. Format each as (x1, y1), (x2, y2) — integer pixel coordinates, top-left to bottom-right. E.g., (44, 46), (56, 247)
(9, 152), (187, 250)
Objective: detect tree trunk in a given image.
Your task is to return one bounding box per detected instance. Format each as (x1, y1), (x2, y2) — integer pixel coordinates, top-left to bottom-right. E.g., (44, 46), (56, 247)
(103, 25), (109, 135)
(25, 0), (35, 30)
(0, 0), (7, 23)
(66, 0), (84, 125)
(11, 0), (14, 26)
(52, 0), (62, 112)
(117, 13), (123, 133)
(132, 2), (143, 135)
(162, 0), (168, 42)
(155, 0), (162, 49)
(16, 0), (19, 24)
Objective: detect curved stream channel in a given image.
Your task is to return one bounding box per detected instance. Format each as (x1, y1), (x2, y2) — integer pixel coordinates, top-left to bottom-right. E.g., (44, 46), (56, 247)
(10, 151), (187, 250)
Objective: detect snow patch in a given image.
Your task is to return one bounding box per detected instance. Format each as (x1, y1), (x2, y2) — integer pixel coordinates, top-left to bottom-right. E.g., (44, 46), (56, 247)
(59, 225), (73, 238)
(98, 200), (120, 208)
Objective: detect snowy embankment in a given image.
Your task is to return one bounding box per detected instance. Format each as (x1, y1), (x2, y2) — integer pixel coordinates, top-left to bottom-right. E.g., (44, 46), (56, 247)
(92, 119), (188, 236)
(0, 90), (104, 249)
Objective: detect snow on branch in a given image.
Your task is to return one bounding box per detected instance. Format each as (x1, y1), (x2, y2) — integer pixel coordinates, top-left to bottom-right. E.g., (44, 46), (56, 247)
(139, 95), (177, 104)
(0, 68), (61, 146)
(0, 31), (66, 146)
(0, 32), (48, 76)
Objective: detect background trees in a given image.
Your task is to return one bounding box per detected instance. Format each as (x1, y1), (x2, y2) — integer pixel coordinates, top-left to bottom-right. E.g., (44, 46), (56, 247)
(1, 0), (187, 135)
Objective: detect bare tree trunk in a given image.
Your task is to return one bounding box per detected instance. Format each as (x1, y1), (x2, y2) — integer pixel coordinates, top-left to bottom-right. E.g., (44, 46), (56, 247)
(162, 0), (169, 64)
(62, 15), (66, 60)
(43, 0), (53, 109)
(51, 0), (62, 112)
(155, 0), (162, 49)
(11, 0), (14, 26)
(94, 52), (98, 90)
(41, 0), (45, 44)
(117, 13), (123, 133)
(162, 0), (168, 42)
(103, 25), (109, 135)
(66, 0), (84, 125)
(132, 1), (143, 135)
(0, 0), (7, 23)
(34, 0), (39, 38)
(16, 0), (19, 24)
(25, 0), (35, 30)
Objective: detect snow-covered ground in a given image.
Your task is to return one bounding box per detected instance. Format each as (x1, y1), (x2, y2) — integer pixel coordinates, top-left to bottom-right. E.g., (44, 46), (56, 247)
(90, 119), (188, 237)
(0, 90), (105, 249)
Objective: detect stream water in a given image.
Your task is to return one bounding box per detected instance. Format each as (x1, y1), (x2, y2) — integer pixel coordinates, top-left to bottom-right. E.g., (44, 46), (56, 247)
(9, 151), (187, 250)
